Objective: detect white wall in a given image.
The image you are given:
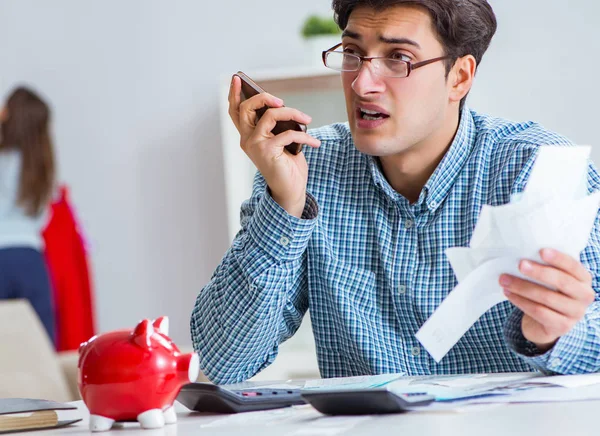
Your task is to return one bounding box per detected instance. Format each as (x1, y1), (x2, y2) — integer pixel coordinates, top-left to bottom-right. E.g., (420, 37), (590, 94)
(0, 0), (598, 348)
(0, 0), (333, 345)
(470, 0), (600, 157)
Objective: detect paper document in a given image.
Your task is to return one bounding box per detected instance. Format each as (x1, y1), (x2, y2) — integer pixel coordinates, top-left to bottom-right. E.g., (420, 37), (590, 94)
(388, 373), (600, 407)
(523, 373), (600, 388)
(385, 372), (540, 401)
(416, 145), (600, 362)
(303, 374), (404, 390)
(299, 373), (600, 411)
(439, 383), (600, 407)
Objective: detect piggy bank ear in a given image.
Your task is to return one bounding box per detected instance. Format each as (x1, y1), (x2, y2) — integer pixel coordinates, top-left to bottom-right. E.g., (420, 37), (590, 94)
(152, 316), (169, 336)
(133, 319), (154, 348)
(78, 341), (87, 355)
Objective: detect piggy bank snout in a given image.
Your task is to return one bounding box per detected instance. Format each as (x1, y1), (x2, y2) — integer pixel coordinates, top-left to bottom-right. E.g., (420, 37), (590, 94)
(178, 352), (200, 383)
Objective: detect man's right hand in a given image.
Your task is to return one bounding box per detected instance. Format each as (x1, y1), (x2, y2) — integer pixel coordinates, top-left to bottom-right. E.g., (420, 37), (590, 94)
(228, 75), (321, 218)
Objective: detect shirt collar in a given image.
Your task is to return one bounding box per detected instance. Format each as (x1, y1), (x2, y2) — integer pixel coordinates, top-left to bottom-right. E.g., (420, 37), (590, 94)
(365, 107), (476, 213)
(367, 153), (404, 204)
(423, 107), (476, 212)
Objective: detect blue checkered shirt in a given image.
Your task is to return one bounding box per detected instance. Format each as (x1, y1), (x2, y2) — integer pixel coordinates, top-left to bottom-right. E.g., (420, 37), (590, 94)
(191, 108), (600, 384)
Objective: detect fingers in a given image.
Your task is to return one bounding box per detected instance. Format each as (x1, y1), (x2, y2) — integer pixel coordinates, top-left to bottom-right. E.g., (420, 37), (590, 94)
(501, 275), (585, 319)
(240, 92), (284, 113)
(504, 290), (570, 337)
(540, 248), (593, 285)
(254, 107), (313, 137)
(516, 259), (595, 304)
(227, 80), (318, 154)
(238, 94), (286, 136)
(244, 129), (320, 154)
(502, 250), (597, 346)
(228, 77), (286, 134)
(268, 130), (321, 150)
(227, 75), (242, 131)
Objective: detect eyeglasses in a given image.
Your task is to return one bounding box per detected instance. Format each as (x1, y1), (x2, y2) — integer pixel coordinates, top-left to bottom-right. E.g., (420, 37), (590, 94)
(322, 43), (452, 78)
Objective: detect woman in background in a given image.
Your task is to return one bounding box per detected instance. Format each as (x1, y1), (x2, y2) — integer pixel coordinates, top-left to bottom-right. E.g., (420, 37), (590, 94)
(0, 86), (56, 344)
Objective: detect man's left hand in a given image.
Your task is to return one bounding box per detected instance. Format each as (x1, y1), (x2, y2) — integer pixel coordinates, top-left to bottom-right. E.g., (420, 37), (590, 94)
(499, 248), (596, 353)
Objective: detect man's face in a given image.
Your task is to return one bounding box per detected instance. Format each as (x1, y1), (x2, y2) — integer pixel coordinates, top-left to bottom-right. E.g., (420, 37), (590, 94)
(341, 5), (452, 156)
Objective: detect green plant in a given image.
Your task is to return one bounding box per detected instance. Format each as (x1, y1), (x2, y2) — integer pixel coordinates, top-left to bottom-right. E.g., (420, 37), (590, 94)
(301, 15), (341, 38)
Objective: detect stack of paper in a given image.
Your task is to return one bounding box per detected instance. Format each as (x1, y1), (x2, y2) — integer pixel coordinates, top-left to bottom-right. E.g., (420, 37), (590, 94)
(298, 372), (600, 408)
(416, 146), (600, 362)
(413, 373), (600, 410)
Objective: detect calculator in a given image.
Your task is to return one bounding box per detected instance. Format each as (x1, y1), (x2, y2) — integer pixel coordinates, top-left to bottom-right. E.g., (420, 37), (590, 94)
(300, 389), (435, 415)
(176, 383), (306, 413)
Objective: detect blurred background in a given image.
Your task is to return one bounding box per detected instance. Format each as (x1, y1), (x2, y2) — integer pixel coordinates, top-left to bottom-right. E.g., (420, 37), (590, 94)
(0, 0), (597, 381)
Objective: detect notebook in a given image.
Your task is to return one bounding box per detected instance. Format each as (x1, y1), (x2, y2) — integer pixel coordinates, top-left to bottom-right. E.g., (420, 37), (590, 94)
(0, 398), (81, 433)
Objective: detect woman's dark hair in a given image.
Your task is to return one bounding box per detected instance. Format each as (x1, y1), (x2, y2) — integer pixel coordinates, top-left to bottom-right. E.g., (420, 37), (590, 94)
(0, 86), (56, 217)
(332, 0), (498, 109)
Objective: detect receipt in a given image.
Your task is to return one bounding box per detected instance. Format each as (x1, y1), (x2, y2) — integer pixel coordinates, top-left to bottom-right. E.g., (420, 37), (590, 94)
(416, 145), (600, 362)
(416, 256), (519, 362)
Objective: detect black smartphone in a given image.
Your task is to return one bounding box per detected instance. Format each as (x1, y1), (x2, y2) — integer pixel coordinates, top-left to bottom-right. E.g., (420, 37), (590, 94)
(234, 71), (307, 155)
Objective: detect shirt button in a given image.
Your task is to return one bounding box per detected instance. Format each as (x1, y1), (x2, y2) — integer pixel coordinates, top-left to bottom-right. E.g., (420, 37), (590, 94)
(404, 219), (414, 229)
(551, 358), (562, 367)
(430, 201), (437, 209)
(398, 285), (407, 295)
(279, 236), (290, 247)
(411, 346), (421, 356)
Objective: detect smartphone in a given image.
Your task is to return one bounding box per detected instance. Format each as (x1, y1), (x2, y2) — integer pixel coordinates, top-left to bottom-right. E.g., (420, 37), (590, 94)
(234, 71), (306, 155)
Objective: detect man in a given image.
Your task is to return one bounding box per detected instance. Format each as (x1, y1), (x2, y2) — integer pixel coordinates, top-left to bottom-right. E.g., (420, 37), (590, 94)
(191, 0), (600, 384)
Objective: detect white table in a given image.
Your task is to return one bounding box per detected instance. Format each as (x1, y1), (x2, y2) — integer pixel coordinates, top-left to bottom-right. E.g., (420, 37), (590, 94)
(17, 397), (600, 436)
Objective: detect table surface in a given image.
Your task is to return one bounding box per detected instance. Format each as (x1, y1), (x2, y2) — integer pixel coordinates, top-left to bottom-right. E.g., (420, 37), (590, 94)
(15, 396), (600, 436)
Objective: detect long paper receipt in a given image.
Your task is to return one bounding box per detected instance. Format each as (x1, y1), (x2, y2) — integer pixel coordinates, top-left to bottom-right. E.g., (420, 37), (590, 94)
(416, 145), (600, 362)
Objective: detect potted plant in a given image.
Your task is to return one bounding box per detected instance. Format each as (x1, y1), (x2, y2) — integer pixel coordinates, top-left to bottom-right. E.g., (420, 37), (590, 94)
(301, 15), (342, 66)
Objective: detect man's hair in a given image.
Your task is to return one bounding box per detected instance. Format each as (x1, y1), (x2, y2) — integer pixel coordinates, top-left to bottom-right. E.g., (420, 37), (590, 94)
(331, 0), (498, 110)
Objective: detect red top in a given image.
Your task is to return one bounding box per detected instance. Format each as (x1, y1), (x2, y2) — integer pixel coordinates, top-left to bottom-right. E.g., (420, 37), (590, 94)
(42, 185), (96, 351)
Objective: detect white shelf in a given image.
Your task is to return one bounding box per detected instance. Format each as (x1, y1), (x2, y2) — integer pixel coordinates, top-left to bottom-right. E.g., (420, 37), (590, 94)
(249, 348), (321, 382)
(235, 65), (339, 82)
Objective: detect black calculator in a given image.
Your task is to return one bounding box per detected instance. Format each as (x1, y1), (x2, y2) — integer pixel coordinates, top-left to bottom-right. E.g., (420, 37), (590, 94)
(176, 383), (306, 414)
(301, 389), (435, 415)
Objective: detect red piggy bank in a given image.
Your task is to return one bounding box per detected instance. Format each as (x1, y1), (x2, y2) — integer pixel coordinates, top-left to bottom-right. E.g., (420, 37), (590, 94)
(78, 316), (199, 431)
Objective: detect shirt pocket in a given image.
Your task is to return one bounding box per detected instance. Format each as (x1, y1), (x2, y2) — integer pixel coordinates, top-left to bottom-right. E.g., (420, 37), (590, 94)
(312, 258), (378, 353)
(325, 258), (377, 317)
